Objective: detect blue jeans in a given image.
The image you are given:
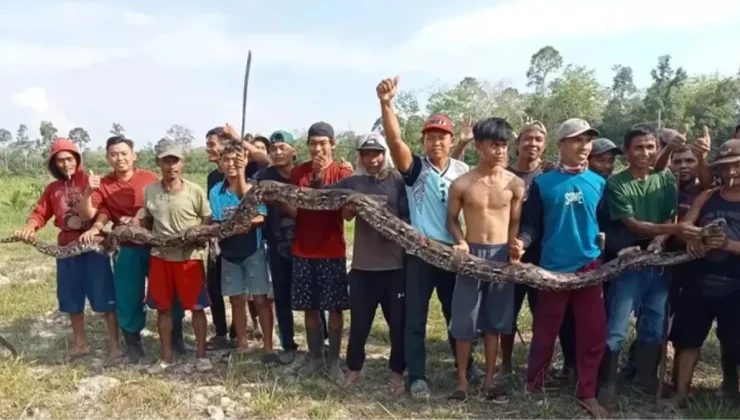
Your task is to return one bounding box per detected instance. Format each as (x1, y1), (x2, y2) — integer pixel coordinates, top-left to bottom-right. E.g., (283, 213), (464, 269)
(606, 267), (668, 351)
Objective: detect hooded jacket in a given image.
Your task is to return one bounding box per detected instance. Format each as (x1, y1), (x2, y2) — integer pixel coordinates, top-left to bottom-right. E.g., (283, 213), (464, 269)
(28, 138), (92, 245)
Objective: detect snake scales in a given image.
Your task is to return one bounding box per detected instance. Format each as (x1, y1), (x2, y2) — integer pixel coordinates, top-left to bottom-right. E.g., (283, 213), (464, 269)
(0, 180), (727, 292)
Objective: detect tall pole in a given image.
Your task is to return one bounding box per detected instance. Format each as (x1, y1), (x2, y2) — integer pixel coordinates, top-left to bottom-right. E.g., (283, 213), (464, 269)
(240, 51), (253, 140)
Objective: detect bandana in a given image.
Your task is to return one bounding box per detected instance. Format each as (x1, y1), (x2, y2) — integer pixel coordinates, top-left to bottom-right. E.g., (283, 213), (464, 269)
(555, 160), (588, 174)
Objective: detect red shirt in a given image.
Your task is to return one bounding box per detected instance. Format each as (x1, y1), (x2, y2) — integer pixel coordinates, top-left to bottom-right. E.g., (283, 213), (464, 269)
(91, 169), (159, 224)
(290, 161), (352, 259)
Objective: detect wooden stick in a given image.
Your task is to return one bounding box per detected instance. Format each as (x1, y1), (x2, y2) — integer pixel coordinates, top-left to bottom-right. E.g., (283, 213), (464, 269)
(240, 51), (252, 140)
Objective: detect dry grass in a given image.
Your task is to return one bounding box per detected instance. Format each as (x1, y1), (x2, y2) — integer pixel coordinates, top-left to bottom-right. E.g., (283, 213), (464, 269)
(0, 176), (737, 419)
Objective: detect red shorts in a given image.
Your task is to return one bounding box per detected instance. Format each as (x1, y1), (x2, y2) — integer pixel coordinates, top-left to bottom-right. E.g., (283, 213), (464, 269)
(147, 256), (210, 311)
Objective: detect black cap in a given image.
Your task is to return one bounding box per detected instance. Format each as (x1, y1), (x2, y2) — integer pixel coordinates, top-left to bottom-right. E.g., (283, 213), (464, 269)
(308, 121), (334, 139)
(356, 133), (386, 152)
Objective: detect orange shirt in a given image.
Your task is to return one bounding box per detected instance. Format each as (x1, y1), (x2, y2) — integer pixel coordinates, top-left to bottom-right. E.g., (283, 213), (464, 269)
(91, 169), (159, 224)
(290, 161), (352, 259)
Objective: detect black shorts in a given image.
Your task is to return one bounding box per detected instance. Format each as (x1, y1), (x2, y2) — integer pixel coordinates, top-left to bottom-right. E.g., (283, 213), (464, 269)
(291, 257), (349, 311)
(671, 289), (740, 353)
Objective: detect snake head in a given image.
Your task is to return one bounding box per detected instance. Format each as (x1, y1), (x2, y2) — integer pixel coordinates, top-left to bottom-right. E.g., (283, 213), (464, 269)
(702, 218), (727, 236)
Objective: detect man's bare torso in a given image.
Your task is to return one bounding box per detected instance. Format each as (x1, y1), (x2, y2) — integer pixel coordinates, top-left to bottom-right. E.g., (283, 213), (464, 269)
(459, 168), (519, 245)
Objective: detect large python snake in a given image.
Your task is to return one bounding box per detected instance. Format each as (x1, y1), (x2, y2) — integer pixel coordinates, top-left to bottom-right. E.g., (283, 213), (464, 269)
(0, 180), (727, 292)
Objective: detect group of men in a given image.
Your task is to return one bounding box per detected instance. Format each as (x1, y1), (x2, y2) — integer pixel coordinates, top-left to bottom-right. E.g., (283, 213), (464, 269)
(13, 74), (740, 418)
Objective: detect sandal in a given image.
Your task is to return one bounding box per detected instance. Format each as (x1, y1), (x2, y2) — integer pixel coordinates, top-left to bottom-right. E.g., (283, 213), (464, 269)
(448, 389), (468, 402)
(485, 386), (510, 405)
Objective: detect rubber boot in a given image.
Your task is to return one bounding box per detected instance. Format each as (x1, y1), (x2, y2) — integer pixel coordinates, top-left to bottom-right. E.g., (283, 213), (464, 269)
(122, 330), (144, 364)
(718, 343), (739, 398)
(598, 349), (620, 404)
(632, 342), (661, 394)
(622, 339), (637, 379)
(172, 317), (188, 355)
(298, 325), (325, 377)
(326, 328), (344, 382)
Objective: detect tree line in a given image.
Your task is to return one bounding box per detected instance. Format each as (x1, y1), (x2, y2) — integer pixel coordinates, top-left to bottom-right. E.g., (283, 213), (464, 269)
(1, 46), (738, 176)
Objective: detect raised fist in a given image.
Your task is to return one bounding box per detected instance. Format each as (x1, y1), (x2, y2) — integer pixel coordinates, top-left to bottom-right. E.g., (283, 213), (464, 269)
(376, 76), (400, 104)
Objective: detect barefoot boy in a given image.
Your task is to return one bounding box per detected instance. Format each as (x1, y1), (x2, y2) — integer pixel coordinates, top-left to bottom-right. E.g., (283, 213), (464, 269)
(447, 117), (525, 402)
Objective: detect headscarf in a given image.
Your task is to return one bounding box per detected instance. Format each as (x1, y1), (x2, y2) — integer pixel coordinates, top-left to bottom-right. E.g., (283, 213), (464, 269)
(354, 132), (395, 176)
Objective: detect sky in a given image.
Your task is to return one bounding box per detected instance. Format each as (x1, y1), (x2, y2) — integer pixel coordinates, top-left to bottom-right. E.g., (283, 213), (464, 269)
(1, 0), (739, 149)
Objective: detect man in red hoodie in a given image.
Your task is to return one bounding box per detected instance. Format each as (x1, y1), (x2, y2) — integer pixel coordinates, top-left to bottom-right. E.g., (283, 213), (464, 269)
(15, 138), (120, 362)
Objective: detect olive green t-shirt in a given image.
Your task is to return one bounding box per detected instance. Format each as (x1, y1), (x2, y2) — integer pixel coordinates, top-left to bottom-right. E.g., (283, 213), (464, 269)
(144, 179), (212, 261)
(607, 168), (677, 245)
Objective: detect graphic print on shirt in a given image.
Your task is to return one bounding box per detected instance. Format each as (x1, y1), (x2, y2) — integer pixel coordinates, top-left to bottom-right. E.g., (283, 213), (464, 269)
(55, 185), (90, 231)
(411, 168), (430, 215)
(700, 208), (740, 262)
(409, 157), (467, 214)
(564, 191), (584, 206)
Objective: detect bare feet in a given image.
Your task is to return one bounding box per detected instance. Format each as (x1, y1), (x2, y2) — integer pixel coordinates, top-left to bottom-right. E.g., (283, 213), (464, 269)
(105, 347), (124, 367)
(344, 370), (362, 388)
(68, 344), (90, 360)
(658, 395), (686, 413)
(578, 398), (608, 419)
(388, 372), (404, 395)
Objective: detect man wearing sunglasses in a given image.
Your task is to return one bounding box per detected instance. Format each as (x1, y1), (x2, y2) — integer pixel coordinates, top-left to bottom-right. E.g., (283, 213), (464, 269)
(376, 76), (480, 398)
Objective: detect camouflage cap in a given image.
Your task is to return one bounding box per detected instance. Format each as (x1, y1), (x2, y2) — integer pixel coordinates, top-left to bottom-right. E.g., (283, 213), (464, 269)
(155, 138), (184, 159)
(712, 139), (740, 167)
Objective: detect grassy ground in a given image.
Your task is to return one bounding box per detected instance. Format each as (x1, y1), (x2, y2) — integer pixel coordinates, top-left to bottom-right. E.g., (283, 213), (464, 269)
(0, 175), (737, 419)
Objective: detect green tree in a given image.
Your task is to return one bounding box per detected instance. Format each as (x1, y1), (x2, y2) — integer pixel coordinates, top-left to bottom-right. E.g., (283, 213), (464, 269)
(14, 124), (32, 170)
(0, 128), (11, 172)
(599, 65), (643, 144)
(643, 55), (689, 128)
(166, 124), (195, 151)
(110, 122), (126, 137)
(526, 46), (563, 95)
(37, 121), (58, 156)
(68, 127), (91, 150)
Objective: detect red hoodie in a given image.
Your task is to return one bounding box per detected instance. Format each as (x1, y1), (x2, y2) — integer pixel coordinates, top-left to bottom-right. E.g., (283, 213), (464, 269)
(28, 138), (92, 245)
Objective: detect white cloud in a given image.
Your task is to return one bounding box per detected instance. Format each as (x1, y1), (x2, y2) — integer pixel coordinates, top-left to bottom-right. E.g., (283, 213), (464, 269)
(123, 9), (154, 27)
(11, 87), (76, 133)
(0, 40), (133, 72)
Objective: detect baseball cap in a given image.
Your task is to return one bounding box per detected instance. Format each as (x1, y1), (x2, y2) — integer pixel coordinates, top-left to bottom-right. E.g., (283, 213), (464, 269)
(422, 114), (453, 135)
(155, 139), (184, 159)
(519, 120), (548, 139)
(356, 133), (386, 152)
(308, 121), (335, 139)
(269, 130), (295, 145)
(591, 138), (622, 156)
(711, 139), (740, 167)
(556, 118), (600, 140)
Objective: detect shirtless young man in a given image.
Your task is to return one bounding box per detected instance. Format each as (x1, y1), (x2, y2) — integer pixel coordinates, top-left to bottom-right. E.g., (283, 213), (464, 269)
(447, 118), (525, 402)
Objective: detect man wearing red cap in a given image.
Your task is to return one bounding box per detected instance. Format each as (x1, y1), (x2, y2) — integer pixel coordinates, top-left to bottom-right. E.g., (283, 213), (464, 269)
(376, 76), (480, 398)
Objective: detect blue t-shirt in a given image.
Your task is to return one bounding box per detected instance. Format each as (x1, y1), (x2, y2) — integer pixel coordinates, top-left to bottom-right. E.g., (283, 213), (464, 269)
(402, 154), (469, 244)
(519, 169), (605, 272)
(209, 180), (267, 260)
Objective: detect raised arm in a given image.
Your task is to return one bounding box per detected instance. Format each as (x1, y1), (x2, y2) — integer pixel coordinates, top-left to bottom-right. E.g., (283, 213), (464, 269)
(234, 151), (249, 197)
(450, 118), (474, 160)
(692, 126), (714, 190)
(446, 177), (467, 251)
(377, 76), (413, 174)
(223, 123), (270, 167)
